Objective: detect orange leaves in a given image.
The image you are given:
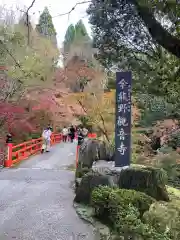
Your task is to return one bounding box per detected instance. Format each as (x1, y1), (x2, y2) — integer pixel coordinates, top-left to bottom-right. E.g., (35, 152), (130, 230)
(70, 91), (115, 136)
(65, 60), (96, 81)
(55, 57), (105, 92)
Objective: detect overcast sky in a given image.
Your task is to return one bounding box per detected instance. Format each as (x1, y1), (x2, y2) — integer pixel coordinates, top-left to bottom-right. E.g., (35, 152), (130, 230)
(0, 0), (91, 47)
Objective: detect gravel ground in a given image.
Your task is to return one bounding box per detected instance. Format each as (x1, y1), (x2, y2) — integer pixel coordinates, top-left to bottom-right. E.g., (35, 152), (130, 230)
(0, 142), (96, 240)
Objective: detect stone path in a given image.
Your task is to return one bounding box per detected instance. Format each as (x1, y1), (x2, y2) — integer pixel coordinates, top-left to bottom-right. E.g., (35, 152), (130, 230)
(0, 142), (96, 240)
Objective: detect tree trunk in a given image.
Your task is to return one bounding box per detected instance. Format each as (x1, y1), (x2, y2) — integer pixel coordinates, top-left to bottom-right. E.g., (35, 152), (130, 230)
(133, 0), (180, 58)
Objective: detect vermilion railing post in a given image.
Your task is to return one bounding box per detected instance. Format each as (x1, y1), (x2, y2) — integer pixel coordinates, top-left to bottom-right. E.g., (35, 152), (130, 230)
(5, 134), (13, 167)
(50, 135), (53, 146)
(54, 134), (56, 144)
(5, 143), (13, 167)
(76, 145), (80, 168)
(51, 134), (55, 145)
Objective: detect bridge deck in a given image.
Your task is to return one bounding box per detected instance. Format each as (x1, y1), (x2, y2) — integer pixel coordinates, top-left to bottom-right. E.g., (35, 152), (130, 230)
(0, 142), (95, 240)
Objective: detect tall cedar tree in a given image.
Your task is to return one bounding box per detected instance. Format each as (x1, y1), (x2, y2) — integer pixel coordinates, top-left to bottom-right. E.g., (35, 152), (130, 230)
(36, 7), (57, 46)
(64, 24), (75, 53)
(75, 20), (90, 41)
(64, 20), (90, 52)
(63, 20), (92, 64)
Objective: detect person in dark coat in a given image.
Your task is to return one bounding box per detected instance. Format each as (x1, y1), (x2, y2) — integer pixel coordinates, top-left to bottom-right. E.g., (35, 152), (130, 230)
(77, 128), (84, 146)
(69, 125), (75, 143)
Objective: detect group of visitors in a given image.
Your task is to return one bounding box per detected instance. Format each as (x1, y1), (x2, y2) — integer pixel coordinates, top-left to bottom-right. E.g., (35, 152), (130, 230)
(62, 125), (76, 143)
(62, 125), (89, 144)
(41, 124), (89, 153)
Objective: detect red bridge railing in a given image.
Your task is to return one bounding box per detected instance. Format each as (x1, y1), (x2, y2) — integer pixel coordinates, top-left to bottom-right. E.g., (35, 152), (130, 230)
(5, 133), (62, 168)
(4, 132), (97, 168)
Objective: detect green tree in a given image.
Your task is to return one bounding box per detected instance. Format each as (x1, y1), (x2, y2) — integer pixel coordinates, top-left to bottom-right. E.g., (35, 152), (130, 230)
(0, 20), (59, 87)
(36, 7), (57, 46)
(87, 0), (180, 59)
(74, 20), (90, 42)
(63, 20), (92, 65)
(63, 24), (75, 53)
(87, 0), (180, 107)
(63, 20), (90, 53)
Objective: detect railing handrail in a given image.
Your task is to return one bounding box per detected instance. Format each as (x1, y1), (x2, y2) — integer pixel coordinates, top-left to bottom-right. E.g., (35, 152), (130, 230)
(12, 137), (42, 150)
(5, 132), (62, 167)
(5, 131), (97, 168)
(11, 132), (62, 150)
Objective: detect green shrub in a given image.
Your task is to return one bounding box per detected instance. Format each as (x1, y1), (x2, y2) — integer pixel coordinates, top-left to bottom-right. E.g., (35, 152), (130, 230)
(135, 94), (174, 127)
(112, 205), (170, 240)
(158, 146), (174, 154)
(91, 186), (170, 240)
(153, 153), (179, 182)
(114, 188), (155, 215)
(168, 131), (180, 149)
(91, 186), (154, 218)
(91, 186), (111, 221)
(143, 201), (180, 239)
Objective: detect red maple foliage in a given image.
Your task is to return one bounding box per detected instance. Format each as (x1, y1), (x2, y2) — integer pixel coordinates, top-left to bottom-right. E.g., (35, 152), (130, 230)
(0, 102), (25, 131)
(0, 99), (53, 143)
(56, 59), (103, 92)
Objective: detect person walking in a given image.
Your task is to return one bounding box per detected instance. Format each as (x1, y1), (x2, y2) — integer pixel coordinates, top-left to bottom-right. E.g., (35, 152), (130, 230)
(82, 127), (88, 137)
(77, 128), (84, 146)
(69, 125), (75, 143)
(41, 126), (52, 153)
(62, 126), (68, 142)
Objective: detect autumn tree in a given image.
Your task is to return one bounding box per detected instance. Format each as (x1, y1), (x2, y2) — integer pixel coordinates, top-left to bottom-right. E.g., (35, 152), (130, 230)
(62, 19), (109, 131)
(5, 22), (59, 86)
(73, 91), (115, 141)
(36, 7), (57, 46)
(0, 6), (59, 132)
(63, 19), (107, 92)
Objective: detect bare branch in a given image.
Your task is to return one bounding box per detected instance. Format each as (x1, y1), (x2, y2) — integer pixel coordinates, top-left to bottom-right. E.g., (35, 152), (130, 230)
(77, 94), (110, 142)
(26, 0), (36, 45)
(27, 0), (36, 12)
(52, 1), (91, 18)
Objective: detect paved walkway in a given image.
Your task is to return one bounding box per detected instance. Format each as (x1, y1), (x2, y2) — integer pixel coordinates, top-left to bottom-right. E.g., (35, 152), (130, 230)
(0, 142), (96, 240)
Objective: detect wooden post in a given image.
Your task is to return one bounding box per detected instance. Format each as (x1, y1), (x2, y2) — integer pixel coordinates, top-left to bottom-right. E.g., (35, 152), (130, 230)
(5, 143), (13, 167)
(5, 133), (13, 167)
(76, 145), (80, 168)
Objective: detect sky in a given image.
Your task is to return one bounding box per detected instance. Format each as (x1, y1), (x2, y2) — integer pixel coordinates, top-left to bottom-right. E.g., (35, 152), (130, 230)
(0, 0), (92, 47)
